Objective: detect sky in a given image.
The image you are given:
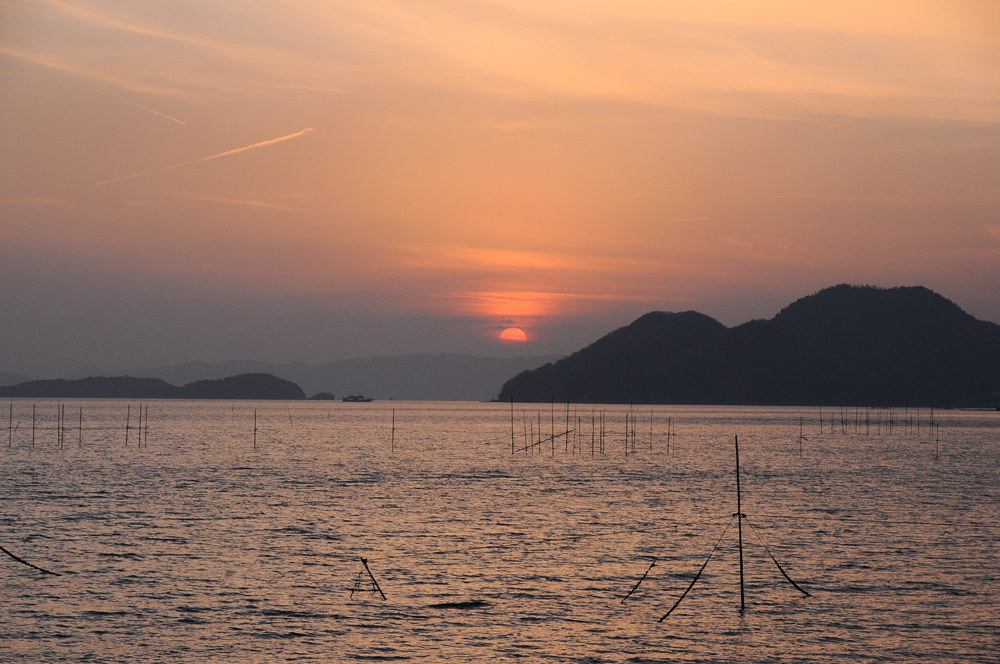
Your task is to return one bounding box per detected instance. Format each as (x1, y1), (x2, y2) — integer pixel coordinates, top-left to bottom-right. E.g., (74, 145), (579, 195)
(1, 0), (999, 377)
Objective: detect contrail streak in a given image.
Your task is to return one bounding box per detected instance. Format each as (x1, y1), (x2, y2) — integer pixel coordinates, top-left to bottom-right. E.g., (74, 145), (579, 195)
(92, 171), (147, 186)
(92, 128), (313, 186)
(164, 128), (313, 171)
(119, 99), (187, 125)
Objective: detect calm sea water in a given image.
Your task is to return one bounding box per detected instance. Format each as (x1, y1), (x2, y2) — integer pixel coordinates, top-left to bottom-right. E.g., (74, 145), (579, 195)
(1, 400), (998, 662)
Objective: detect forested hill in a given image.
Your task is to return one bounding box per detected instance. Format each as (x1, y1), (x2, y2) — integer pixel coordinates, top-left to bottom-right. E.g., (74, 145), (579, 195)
(498, 285), (1000, 406)
(0, 373), (306, 400)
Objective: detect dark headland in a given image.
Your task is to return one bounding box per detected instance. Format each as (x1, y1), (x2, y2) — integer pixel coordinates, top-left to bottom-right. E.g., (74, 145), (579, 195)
(0, 373), (306, 400)
(499, 285), (1000, 407)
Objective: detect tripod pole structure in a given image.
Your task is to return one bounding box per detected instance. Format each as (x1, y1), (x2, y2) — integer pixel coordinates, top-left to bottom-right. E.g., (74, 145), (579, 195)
(359, 557), (386, 600)
(735, 434), (745, 612)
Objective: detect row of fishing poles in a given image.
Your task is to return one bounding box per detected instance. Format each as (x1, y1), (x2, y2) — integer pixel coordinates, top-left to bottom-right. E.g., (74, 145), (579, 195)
(509, 399), (676, 458)
(6, 403), (150, 448)
(816, 404), (942, 437)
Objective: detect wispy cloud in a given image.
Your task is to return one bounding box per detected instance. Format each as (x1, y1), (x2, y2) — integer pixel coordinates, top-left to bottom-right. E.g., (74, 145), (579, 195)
(119, 99), (186, 125)
(177, 192), (310, 212)
(2, 196), (72, 208)
(93, 128), (314, 186)
(92, 172), (147, 187)
(164, 128), (313, 171)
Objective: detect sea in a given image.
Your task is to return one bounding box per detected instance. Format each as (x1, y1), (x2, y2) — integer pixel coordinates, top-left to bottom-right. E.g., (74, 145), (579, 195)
(1, 400), (998, 662)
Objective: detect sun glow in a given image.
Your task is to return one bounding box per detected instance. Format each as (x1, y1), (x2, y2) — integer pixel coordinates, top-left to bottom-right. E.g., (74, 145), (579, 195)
(500, 327), (528, 342)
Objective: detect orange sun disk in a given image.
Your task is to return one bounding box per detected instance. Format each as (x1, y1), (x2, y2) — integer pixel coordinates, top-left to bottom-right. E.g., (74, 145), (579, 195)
(500, 327), (528, 342)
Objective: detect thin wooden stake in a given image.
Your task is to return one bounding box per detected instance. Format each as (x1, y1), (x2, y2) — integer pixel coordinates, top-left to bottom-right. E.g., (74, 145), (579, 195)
(253, 409), (257, 449)
(735, 434), (745, 612)
(658, 516), (735, 621)
(359, 556), (386, 600)
(125, 404), (130, 447)
(565, 401), (569, 452)
(622, 557), (656, 603)
(510, 396), (514, 455)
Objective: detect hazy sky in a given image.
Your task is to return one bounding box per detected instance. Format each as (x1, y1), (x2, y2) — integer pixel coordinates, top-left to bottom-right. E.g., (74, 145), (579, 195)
(2, 1), (999, 376)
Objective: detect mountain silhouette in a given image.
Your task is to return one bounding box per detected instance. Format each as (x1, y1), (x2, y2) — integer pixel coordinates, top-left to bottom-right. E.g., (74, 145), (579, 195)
(0, 373), (306, 400)
(498, 285), (1000, 406)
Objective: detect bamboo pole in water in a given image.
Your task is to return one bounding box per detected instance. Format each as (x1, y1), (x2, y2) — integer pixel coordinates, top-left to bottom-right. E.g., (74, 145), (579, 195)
(565, 401), (569, 453)
(735, 435), (745, 612)
(125, 404), (130, 447)
(253, 408), (257, 449)
(32, 403), (35, 448)
(78, 406), (82, 447)
(624, 412), (628, 458)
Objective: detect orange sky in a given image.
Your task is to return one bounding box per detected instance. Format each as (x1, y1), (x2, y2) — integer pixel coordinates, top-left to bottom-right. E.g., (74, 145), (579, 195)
(1, 1), (999, 374)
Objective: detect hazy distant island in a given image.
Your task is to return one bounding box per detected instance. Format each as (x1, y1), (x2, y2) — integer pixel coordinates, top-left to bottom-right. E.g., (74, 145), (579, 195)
(499, 285), (1000, 407)
(0, 373), (306, 400)
(49, 353), (562, 402)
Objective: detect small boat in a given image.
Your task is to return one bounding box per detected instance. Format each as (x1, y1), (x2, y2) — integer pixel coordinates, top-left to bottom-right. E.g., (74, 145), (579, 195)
(342, 394), (373, 402)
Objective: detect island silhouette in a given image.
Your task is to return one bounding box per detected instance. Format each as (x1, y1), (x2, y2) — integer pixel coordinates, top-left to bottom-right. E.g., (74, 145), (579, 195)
(499, 285), (1000, 406)
(0, 373), (306, 400)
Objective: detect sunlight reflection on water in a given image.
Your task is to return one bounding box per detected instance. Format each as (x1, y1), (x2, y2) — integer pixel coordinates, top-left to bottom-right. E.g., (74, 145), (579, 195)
(1, 400), (998, 662)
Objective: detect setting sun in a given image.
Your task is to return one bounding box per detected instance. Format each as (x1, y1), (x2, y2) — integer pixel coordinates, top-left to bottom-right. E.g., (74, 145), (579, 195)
(499, 327), (528, 342)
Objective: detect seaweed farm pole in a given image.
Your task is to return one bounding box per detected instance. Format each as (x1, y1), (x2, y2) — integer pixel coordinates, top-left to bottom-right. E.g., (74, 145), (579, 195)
(631, 407), (636, 453)
(592, 413), (595, 457)
(650, 409), (654, 451)
(125, 404), (130, 446)
(253, 409), (257, 449)
(522, 412), (527, 454)
(550, 398), (554, 456)
(599, 411), (603, 454)
(32, 403), (35, 447)
(145, 404), (149, 445)
(735, 435), (745, 612)
(8, 404), (11, 447)
(799, 417), (803, 457)
(391, 408), (395, 453)
(78, 406), (82, 446)
(510, 396), (515, 455)
(565, 401), (570, 452)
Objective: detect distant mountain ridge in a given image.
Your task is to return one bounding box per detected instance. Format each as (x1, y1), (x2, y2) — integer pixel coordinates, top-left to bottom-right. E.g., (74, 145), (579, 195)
(499, 285), (1000, 406)
(0, 373), (306, 400)
(0, 371), (32, 387)
(69, 353), (563, 401)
